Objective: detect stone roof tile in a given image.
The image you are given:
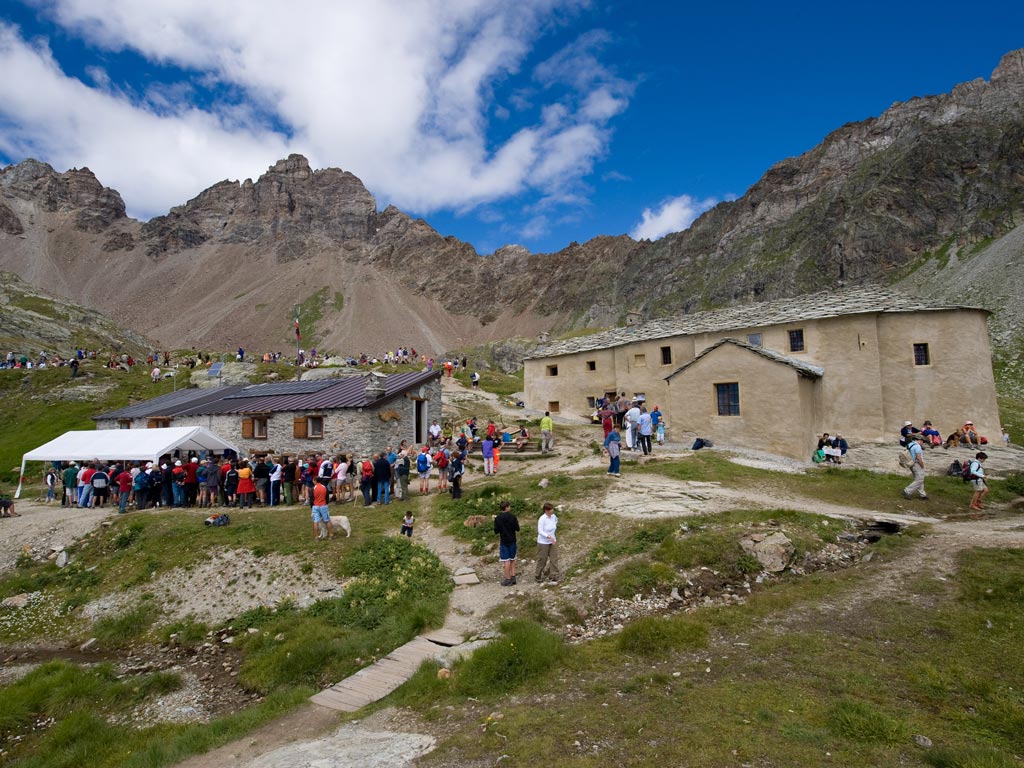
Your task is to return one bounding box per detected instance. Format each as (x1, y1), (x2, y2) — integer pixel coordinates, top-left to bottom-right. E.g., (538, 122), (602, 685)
(525, 285), (986, 359)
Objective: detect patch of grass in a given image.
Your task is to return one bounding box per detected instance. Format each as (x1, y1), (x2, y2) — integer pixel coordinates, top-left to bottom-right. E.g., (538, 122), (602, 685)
(826, 699), (908, 745)
(925, 746), (1021, 768)
(453, 368), (524, 398)
(616, 615), (709, 656)
(607, 561), (676, 597)
(92, 603), (159, 647)
(454, 619), (564, 696)
(159, 618), (209, 645)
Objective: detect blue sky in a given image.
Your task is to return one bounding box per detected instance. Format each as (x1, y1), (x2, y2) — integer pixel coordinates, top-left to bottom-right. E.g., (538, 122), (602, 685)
(0, 1), (1021, 255)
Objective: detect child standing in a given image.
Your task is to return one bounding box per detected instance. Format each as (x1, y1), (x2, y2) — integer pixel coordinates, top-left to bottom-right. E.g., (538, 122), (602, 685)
(969, 452), (989, 511)
(400, 512), (415, 538)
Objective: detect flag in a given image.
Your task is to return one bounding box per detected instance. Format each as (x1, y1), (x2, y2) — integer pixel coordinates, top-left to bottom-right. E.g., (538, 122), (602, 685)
(294, 311), (301, 341)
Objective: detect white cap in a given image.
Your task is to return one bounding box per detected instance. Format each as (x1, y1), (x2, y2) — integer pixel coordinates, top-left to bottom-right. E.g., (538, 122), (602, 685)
(161, 463), (167, 469)
(146, 462), (154, 468)
(903, 421), (912, 426)
(191, 457), (199, 463)
(174, 460), (182, 466)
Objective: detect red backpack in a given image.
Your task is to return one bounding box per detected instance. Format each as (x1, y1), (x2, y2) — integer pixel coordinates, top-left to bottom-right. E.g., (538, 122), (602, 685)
(361, 461), (374, 479)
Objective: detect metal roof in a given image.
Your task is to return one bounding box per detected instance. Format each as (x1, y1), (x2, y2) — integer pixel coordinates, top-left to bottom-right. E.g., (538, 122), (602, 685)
(525, 285), (988, 360)
(95, 369), (442, 420)
(95, 385), (245, 420)
(665, 338), (825, 381)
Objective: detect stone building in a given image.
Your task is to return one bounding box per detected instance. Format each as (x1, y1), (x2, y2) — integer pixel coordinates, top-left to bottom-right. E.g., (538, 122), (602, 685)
(523, 287), (1002, 459)
(95, 370), (442, 458)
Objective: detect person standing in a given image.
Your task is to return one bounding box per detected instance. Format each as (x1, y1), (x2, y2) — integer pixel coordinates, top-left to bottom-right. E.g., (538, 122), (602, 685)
(540, 411), (554, 453)
(281, 457), (295, 505)
(400, 511), (415, 538)
(311, 477), (333, 540)
(449, 453), (464, 499)
(493, 500), (520, 586)
(115, 465), (133, 514)
(603, 427), (622, 477)
(269, 456), (282, 506)
(236, 460), (256, 508)
(184, 457), (201, 508)
(902, 434), (928, 500)
(624, 401), (641, 452)
(396, 450), (411, 501)
(374, 451), (392, 505)
(62, 462), (78, 507)
(535, 503), (561, 583)
(481, 435), (495, 476)
(968, 451), (989, 511)
(637, 407), (653, 456)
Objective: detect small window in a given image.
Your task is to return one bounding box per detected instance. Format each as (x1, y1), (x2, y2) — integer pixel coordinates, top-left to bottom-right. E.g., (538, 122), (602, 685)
(634, 354), (647, 367)
(118, 419), (132, 429)
(747, 333), (762, 347)
(586, 396), (596, 408)
(913, 343), (930, 366)
(146, 418), (171, 429)
(586, 360), (596, 371)
(308, 416), (324, 438)
(788, 329), (805, 352)
(546, 365), (559, 377)
(634, 392), (646, 401)
(254, 417), (268, 439)
(715, 383), (740, 416)
(548, 401), (560, 413)
(660, 346), (672, 365)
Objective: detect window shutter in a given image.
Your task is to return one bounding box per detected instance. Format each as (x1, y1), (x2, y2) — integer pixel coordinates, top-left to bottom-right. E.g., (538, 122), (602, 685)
(293, 417), (308, 438)
(146, 418), (159, 429)
(241, 418), (254, 439)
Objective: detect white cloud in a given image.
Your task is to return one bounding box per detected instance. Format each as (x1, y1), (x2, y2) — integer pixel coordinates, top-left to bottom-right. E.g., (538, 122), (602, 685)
(630, 194), (718, 241)
(0, 1), (631, 223)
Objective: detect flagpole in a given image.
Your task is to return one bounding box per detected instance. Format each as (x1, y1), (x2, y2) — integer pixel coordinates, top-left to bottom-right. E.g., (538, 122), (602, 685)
(294, 305), (301, 381)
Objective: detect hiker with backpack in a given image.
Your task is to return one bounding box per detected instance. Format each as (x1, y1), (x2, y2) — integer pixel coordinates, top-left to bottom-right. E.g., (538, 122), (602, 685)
(416, 446), (432, 495)
(901, 434), (928, 501)
(967, 452), (989, 511)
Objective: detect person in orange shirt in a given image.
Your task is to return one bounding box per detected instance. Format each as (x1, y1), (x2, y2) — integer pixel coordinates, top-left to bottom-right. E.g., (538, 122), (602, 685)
(311, 477), (333, 540)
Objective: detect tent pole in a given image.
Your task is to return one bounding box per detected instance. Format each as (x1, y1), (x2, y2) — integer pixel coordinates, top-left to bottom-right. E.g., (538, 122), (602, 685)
(14, 457), (27, 499)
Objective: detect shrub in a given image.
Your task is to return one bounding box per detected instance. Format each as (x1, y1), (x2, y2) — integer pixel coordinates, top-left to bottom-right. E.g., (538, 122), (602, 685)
(455, 619), (563, 696)
(826, 699), (907, 745)
(616, 615), (708, 656)
(1004, 471), (1024, 497)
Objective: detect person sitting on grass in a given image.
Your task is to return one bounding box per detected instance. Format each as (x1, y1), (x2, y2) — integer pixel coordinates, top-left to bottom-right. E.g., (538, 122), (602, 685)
(960, 421), (981, 447)
(920, 420), (942, 447)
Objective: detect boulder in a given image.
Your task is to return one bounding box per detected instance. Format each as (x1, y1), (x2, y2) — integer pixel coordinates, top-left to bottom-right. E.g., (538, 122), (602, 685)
(2, 592), (35, 609)
(739, 531), (794, 572)
(463, 515), (487, 528)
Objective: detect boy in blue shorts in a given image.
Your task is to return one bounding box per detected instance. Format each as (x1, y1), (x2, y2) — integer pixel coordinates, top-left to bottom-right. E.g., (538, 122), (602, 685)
(311, 477), (333, 540)
(493, 500), (520, 586)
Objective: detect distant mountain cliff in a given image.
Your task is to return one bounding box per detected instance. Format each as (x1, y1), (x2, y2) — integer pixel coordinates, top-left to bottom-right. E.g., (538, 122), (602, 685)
(1, 50), (1022, 357)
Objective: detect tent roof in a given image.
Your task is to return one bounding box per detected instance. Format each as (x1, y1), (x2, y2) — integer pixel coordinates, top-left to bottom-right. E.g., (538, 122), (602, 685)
(22, 426), (240, 462)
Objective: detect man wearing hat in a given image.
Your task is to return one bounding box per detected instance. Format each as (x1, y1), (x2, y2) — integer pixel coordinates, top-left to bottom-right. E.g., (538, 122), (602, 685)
(902, 434), (928, 500)
(899, 420), (919, 447)
(960, 421), (980, 447)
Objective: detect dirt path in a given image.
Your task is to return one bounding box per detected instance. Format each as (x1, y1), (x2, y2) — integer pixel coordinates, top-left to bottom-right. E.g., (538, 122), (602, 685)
(0, 500), (109, 571)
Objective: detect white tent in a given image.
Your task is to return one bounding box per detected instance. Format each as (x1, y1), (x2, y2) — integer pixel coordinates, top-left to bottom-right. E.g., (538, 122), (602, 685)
(16, 426), (239, 498)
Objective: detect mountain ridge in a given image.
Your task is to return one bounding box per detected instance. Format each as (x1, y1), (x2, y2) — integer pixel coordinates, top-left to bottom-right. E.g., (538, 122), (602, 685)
(1, 50), (1022, 357)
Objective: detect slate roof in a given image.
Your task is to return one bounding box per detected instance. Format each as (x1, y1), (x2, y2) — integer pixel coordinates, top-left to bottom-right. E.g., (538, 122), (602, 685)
(665, 338), (825, 381)
(95, 370), (441, 420)
(525, 286), (986, 360)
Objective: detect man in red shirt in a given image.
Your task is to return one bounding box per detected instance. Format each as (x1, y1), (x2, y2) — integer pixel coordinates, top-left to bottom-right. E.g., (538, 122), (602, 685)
(183, 457), (200, 508)
(115, 467), (133, 514)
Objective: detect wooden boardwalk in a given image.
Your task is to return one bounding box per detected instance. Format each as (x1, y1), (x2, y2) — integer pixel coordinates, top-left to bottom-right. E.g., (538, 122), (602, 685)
(311, 628), (464, 712)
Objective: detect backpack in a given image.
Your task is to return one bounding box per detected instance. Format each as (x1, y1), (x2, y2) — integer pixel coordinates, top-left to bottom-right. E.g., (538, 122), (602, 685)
(962, 460), (980, 483)
(416, 453), (429, 472)
(197, 466), (207, 483)
(692, 438), (705, 450)
(361, 461), (373, 479)
(435, 452), (449, 469)
(133, 472), (151, 491)
(225, 469), (239, 485)
(205, 513), (230, 527)
(319, 462), (333, 479)
(91, 472), (109, 489)
(947, 459), (963, 477)
(897, 449), (914, 469)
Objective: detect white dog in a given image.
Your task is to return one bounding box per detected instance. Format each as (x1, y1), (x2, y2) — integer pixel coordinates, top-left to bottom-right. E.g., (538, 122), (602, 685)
(333, 515), (351, 538)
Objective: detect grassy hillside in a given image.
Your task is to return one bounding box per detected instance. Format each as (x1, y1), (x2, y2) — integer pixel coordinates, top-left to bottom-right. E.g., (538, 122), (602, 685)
(0, 366), (189, 486)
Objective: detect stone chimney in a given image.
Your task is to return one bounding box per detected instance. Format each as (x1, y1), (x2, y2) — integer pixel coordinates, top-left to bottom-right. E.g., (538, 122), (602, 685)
(625, 311), (643, 327)
(365, 372), (386, 401)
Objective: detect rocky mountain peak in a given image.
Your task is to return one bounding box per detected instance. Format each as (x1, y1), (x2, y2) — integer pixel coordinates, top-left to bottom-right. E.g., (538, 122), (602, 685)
(991, 48), (1024, 88)
(0, 158), (126, 232)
